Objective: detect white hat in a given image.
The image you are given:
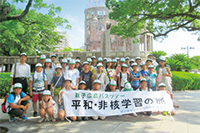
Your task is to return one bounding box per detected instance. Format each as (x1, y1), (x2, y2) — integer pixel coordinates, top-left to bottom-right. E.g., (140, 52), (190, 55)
(64, 77), (72, 82)
(135, 57), (141, 60)
(131, 63), (138, 67)
(86, 58), (92, 62)
(158, 83), (166, 88)
(13, 83), (22, 89)
(79, 81), (86, 85)
(43, 90), (51, 96)
(121, 64), (128, 68)
(140, 61), (146, 66)
(20, 53), (27, 57)
(51, 54), (56, 58)
(148, 65), (154, 68)
(109, 80), (117, 86)
(120, 58), (125, 62)
(130, 59), (135, 62)
(140, 78), (147, 82)
(97, 63), (103, 67)
(159, 56), (166, 62)
(124, 82), (132, 91)
(69, 59), (76, 64)
(61, 59), (68, 63)
(91, 56), (96, 59)
(40, 55), (46, 59)
(103, 57), (107, 61)
(116, 57), (119, 60)
(75, 59), (81, 63)
(106, 58), (112, 63)
(97, 57), (103, 62)
(82, 61), (89, 65)
(146, 58), (152, 62)
(125, 57), (130, 60)
(67, 57), (71, 61)
(35, 63), (42, 68)
(45, 58), (52, 63)
(94, 79), (101, 84)
(112, 59), (117, 63)
(55, 65), (62, 70)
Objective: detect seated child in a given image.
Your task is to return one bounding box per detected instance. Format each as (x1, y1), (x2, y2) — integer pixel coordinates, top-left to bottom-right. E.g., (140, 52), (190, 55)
(158, 83), (175, 116)
(92, 79), (106, 120)
(136, 78), (152, 116)
(109, 80), (117, 92)
(58, 78), (77, 122)
(38, 90), (57, 123)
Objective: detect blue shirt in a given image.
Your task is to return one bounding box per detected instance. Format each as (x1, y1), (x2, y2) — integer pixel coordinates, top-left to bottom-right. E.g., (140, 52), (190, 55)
(7, 91), (26, 104)
(149, 73), (157, 87)
(140, 70), (150, 86)
(131, 71), (140, 88)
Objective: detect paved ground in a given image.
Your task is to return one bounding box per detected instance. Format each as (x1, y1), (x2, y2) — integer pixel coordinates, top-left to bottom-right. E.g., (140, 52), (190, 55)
(0, 90), (200, 133)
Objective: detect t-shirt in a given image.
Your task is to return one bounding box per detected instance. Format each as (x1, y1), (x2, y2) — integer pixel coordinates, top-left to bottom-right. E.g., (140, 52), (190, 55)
(45, 68), (55, 85)
(149, 72), (157, 87)
(103, 68), (116, 82)
(136, 88), (152, 92)
(118, 72), (129, 87)
(94, 72), (106, 91)
(65, 69), (80, 88)
(30, 73), (47, 88)
(6, 91), (26, 111)
(80, 71), (93, 90)
(51, 75), (65, 88)
(121, 88), (133, 91)
(140, 70), (150, 86)
(131, 71), (140, 88)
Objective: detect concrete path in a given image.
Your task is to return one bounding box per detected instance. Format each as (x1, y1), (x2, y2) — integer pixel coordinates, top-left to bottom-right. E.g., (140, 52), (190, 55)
(0, 91), (200, 133)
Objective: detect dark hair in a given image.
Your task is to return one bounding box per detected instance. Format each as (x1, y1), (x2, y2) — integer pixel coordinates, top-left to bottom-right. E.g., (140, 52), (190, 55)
(76, 57), (81, 59)
(121, 66), (127, 72)
(112, 62), (118, 69)
(44, 62), (52, 69)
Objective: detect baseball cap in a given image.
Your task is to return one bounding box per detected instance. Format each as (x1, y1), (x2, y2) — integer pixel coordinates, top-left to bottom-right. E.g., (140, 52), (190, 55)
(20, 53), (27, 57)
(35, 63), (42, 68)
(131, 63), (138, 67)
(116, 57), (119, 60)
(64, 77), (72, 82)
(97, 57), (103, 62)
(75, 59), (81, 63)
(140, 78), (147, 83)
(45, 58), (52, 63)
(86, 58), (92, 62)
(97, 63), (103, 67)
(69, 59), (76, 64)
(148, 65), (154, 68)
(103, 57), (107, 61)
(135, 57), (141, 60)
(146, 58), (152, 62)
(67, 57), (71, 61)
(112, 59), (117, 63)
(140, 61), (146, 66)
(109, 80), (117, 86)
(61, 59), (68, 64)
(120, 58), (125, 62)
(106, 58), (112, 63)
(91, 56), (96, 59)
(121, 64), (128, 68)
(125, 57), (130, 60)
(124, 82), (132, 91)
(130, 59), (135, 62)
(51, 54), (56, 58)
(82, 61), (89, 65)
(159, 56), (166, 62)
(43, 90), (51, 96)
(94, 79), (101, 84)
(13, 83), (22, 89)
(158, 83), (166, 88)
(55, 65), (62, 70)
(79, 81), (86, 85)
(40, 55), (46, 60)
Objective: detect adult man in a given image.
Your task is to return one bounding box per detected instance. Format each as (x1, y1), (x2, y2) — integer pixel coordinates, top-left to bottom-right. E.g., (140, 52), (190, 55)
(6, 83), (30, 122)
(10, 53), (31, 94)
(51, 54), (57, 69)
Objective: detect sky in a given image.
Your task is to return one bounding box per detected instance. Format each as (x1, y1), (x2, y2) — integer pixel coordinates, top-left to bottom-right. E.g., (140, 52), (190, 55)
(16, 0), (200, 58)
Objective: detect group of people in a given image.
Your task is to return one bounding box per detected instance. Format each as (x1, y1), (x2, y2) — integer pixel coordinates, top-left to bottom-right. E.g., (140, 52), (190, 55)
(6, 52), (178, 123)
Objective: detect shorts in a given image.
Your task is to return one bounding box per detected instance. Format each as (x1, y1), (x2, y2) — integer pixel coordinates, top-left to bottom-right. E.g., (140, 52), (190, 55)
(9, 100), (29, 117)
(32, 92), (43, 102)
(59, 102), (64, 111)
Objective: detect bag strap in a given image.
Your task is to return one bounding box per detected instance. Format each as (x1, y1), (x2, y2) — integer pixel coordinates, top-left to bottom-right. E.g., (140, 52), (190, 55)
(97, 74), (102, 80)
(13, 63), (17, 78)
(120, 72), (122, 83)
(54, 75), (62, 88)
(106, 69), (111, 82)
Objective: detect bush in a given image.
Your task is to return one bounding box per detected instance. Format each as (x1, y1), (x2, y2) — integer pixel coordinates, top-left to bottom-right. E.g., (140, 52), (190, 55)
(172, 71), (200, 90)
(0, 73), (11, 98)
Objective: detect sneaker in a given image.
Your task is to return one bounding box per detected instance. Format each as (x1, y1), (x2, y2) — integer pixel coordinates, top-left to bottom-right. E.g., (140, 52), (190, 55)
(51, 117), (56, 122)
(38, 118), (45, 124)
(77, 117), (82, 121)
(9, 115), (15, 122)
(19, 114), (28, 121)
(147, 111), (152, 116)
(83, 117), (89, 121)
(132, 112), (137, 117)
(33, 111), (37, 117)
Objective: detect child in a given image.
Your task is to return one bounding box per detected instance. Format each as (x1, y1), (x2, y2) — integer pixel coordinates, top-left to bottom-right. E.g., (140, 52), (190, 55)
(135, 57), (142, 71)
(156, 56), (179, 108)
(109, 80), (117, 92)
(58, 78), (77, 122)
(87, 58), (95, 74)
(128, 59), (135, 72)
(80, 61), (94, 90)
(40, 55), (46, 67)
(121, 82), (137, 116)
(94, 63), (106, 91)
(91, 56), (97, 67)
(61, 59), (68, 74)
(65, 59), (80, 90)
(140, 61), (151, 89)
(130, 63), (143, 90)
(146, 58), (153, 68)
(44, 59), (55, 90)
(115, 58), (125, 75)
(148, 65), (157, 91)
(75, 59), (82, 73)
(118, 64), (130, 91)
(92, 79), (106, 120)
(136, 78), (152, 116)
(29, 63), (47, 117)
(50, 66), (65, 102)
(111, 59), (118, 69)
(125, 57), (130, 66)
(38, 90), (58, 123)
(78, 81), (87, 90)
(158, 83), (175, 115)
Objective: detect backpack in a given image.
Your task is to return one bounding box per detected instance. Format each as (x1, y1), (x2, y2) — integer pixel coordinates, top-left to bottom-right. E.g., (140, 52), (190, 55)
(120, 72), (129, 82)
(32, 73), (45, 87)
(1, 92), (22, 113)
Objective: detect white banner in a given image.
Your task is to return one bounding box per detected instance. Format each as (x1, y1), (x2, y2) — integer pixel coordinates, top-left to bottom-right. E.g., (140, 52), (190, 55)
(63, 90), (174, 116)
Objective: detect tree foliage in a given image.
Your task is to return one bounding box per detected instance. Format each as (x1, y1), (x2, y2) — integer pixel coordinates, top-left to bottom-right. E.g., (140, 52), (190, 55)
(106, 0), (200, 40)
(190, 56), (200, 69)
(60, 47), (85, 52)
(150, 50), (167, 62)
(0, 1), (71, 56)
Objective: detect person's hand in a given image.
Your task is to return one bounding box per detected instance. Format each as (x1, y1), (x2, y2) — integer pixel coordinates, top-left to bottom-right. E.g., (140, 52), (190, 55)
(162, 74), (166, 76)
(17, 100), (22, 105)
(60, 91), (64, 96)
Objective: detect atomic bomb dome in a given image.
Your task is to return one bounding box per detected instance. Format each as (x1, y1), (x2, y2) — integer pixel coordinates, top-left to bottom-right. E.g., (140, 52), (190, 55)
(86, 0), (106, 9)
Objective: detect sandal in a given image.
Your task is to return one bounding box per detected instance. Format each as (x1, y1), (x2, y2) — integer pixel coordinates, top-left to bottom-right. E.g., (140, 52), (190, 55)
(38, 118), (45, 124)
(173, 102), (179, 108)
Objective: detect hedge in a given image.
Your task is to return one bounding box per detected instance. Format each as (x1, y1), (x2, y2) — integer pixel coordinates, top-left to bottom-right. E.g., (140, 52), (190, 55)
(0, 72), (200, 98)
(171, 71), (200, 90)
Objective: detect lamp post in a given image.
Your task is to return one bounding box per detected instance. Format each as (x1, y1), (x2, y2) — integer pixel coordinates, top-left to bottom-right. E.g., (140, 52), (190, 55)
(181, 46), (194, 57)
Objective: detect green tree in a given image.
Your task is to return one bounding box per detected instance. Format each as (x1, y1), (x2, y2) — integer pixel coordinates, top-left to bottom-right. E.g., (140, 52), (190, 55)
(106, 0), (200, 40)
(0, 2), (71, 56)
(190, 56), (200, 69)
(60, 47), (85, 52)
(150, 51), (167, 62)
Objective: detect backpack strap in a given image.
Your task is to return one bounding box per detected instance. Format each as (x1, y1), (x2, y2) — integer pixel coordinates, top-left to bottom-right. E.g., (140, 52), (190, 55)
(120, 72), (122, 83)
(127, 73), (129, 82)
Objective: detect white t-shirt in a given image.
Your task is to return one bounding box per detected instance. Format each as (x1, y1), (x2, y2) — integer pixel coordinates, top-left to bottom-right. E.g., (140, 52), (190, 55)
(65, 69), (80, 87)
(30, 73), (47, 88)
(118, 72), (128, 87)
